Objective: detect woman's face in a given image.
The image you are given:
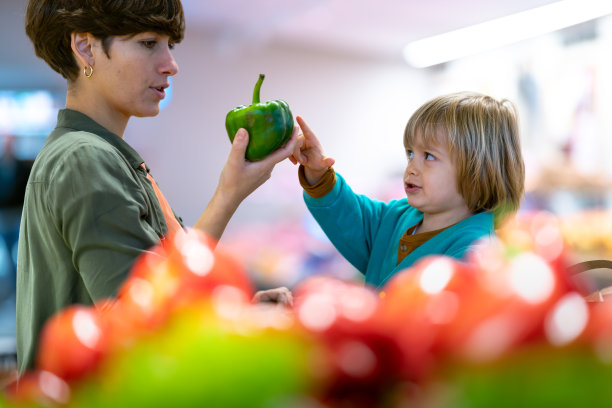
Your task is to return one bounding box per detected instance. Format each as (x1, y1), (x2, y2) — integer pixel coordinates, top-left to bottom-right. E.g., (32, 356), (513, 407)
(91, 32), (179, 120)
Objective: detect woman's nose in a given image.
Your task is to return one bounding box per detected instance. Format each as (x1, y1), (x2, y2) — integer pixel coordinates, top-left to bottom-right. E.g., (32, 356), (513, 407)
(160, 49), (179, 76)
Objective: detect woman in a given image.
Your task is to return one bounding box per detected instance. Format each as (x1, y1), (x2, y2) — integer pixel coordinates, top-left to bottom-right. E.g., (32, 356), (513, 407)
(17, 0), (297, 374)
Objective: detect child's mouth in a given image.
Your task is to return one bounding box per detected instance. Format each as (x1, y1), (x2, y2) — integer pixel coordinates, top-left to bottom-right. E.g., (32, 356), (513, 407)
(405, 183), (421, 193)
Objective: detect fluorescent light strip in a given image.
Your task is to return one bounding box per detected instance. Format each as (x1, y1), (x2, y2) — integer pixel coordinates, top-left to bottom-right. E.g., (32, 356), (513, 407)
(403, 0), (612, 68)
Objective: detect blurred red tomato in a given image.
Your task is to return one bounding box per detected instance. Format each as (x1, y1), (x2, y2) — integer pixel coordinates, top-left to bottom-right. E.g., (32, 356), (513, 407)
(107, 229), (254, 345)
(144, 229), (254, 304)
(36, 305), (107, 381)
(381, 249), (578, 368)
(465, 224), (583, 349)
(581, 300), (612, 360)
(4, 370), (71, 406)
(379, 256), (480, 374)
(115, 247), (181, 331)
(171, 231), (254, 302)
(100, 279), (174, 354)
(495, 211), (578, 292)
(293, 276), (407, 405)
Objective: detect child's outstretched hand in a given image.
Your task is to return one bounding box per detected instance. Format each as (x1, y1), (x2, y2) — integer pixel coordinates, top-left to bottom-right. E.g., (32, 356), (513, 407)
(290, 116), (335, 185)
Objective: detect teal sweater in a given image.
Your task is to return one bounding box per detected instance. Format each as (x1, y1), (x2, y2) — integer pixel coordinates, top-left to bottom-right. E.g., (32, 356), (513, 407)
(304, 173), (495, 289)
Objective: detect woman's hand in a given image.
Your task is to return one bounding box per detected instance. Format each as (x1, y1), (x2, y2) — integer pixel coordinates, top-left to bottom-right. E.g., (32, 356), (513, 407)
(220, 126), (299, 202)
(194, 127), (299, 241)
(290, 116), (335, 185)
(252, 286), (293, 308)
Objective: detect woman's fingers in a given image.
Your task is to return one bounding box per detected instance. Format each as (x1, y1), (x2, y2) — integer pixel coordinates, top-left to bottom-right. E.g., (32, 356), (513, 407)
(262, 127), (300, 165)
(229, 128), (249, 164)
(252, 287), (294, 308)
(231, 119), (327, 169)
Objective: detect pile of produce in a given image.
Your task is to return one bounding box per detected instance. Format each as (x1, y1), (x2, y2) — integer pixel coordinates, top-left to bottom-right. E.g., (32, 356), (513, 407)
(560, 210), (612, 261)
(3, 211), (612, 408)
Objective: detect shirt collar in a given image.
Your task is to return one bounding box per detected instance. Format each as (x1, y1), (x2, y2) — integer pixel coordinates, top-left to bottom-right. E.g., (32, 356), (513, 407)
(53, 108), (145, 170)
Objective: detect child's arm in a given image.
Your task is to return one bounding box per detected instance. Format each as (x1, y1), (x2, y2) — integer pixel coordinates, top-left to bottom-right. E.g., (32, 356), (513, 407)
(290, 116), (335, 185)
(291, 116), (396, 276)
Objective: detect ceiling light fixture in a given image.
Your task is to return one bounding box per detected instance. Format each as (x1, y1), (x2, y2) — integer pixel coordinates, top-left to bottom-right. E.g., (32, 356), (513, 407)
(403, 0), (612, 68)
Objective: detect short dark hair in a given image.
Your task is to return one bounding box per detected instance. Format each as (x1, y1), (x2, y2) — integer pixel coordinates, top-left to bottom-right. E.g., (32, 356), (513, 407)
(25, 0), (185, 81)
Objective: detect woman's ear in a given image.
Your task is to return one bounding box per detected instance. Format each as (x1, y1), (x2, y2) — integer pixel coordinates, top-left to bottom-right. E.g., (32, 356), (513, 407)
(70, 32), (95, 69)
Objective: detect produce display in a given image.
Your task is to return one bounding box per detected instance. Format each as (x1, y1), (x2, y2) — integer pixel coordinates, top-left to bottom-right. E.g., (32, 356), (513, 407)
(225, 74), (294, 161)
(3, 211), (612, 407)
(559, 210), (612, 261)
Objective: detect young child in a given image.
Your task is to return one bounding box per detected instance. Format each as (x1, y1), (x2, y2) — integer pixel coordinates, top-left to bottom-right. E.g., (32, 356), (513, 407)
(291, 92), (525, 289)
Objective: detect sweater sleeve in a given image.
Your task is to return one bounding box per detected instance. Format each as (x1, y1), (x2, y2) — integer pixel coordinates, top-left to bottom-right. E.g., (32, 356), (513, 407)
(299, 165), (337, 198)
(303, 172), (391, 274)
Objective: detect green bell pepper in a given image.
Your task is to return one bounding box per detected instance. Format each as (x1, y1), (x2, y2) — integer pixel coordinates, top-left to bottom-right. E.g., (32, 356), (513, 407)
(225, 74), (294, 161)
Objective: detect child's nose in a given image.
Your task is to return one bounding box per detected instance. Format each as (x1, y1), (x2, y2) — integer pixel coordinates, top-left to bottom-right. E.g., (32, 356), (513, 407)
(405, 163), (417, 177)
(406, 159), (419, 174)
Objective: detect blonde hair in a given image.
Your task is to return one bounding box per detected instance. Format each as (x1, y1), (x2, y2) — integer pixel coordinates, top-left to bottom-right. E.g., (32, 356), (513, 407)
(404, 92), (525, 223)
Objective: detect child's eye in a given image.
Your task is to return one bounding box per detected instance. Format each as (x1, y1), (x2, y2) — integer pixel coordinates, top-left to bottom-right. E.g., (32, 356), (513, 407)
(406, 150), (414, 159)
(425, 152), (436, 161)
(168, 41), (176, 50)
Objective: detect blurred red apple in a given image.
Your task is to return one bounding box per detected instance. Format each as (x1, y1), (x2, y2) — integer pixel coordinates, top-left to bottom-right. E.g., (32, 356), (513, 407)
(379, 256), (481, 372)
(4, 370), (71, 406)
(133, 229), (254, 305)
(381, 248), (578, 368)
(105, 229), (254, 346)
(495, 211), (578, 291)
(581, 299), (612, 361)
(293, 276), (407, 406)
(117, 248), (181, 324)
(36, 305), (107, 381)
(169, 230), (254, 302)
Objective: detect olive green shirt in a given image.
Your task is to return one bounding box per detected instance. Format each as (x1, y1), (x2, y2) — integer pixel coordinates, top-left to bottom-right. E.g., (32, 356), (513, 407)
(16, 109), (182, 374)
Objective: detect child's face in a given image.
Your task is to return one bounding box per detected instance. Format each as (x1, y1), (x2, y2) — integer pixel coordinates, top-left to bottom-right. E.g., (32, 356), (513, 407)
(403, 129), (470, 220)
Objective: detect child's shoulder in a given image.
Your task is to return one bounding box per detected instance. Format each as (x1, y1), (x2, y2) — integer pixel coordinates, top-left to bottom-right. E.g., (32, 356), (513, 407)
(387, 198), (422, 220)
(462, 211), (495, 230)
(448, 212), (495, 240)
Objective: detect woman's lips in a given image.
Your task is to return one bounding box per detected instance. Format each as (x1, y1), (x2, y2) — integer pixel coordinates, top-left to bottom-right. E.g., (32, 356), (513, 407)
(151, 87), (166, 99)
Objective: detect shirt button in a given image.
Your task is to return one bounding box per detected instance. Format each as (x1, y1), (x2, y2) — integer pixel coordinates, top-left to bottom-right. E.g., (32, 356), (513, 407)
(400, 244), (407, 251)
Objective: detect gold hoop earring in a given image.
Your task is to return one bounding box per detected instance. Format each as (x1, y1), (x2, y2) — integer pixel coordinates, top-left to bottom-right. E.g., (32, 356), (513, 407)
(83, 65), (94, 78)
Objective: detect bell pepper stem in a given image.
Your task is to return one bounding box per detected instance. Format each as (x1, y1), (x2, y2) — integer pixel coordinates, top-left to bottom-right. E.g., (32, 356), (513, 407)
(253, 74), (265, 104)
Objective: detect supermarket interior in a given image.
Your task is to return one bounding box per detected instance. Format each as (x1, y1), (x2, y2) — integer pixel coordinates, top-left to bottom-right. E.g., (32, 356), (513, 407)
(2, 0), (612, 406)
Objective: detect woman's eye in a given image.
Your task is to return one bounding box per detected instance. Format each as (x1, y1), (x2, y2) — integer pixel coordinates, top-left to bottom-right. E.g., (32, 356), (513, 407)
(168, 41), (176, 50)
(141, 40), (157, 49)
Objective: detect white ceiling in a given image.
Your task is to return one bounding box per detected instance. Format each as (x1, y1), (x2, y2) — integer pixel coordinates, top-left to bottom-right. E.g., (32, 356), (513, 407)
(180, 0), (561, 60)
(0, 0), (567, 87)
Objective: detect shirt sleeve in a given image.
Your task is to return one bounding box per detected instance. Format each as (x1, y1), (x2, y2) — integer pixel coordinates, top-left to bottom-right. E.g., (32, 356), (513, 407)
(47, 142), (161, 301)
(303, 172), (391, 274)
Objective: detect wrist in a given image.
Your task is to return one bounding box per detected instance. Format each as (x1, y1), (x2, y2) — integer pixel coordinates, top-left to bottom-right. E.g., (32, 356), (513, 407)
(304, 167), (329, 186)
(211, 186), (241, 213)
(194, 189), (241, 241)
